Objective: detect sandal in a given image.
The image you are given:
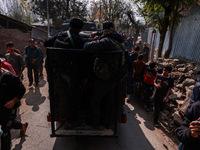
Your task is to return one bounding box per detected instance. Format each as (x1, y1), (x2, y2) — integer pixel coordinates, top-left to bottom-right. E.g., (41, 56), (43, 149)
(20, 122), (28, 137)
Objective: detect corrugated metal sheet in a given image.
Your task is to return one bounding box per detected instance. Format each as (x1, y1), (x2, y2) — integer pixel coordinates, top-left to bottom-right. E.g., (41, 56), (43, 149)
(147, 5), (200, 62)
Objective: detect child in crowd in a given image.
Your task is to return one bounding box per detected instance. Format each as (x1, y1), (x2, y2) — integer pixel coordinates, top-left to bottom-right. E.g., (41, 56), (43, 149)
(133, 54), (146, 98)
(143, 62), (156, 112)
(126, 47), (140, 100)
(153, 65), (174, 126)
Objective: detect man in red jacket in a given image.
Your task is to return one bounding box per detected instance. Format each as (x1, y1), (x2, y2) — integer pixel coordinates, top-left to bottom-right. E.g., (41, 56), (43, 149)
(0, 58), (16, 75)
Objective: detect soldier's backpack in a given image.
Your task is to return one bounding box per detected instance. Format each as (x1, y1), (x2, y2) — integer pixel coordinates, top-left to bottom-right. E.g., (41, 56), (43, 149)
(93, 38), (124, 80)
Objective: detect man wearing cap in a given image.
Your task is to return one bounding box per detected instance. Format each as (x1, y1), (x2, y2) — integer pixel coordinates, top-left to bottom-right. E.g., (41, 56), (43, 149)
(44, 17), (85, 128)
(84, 21), (124, 129)
(44, 17), (84, 49)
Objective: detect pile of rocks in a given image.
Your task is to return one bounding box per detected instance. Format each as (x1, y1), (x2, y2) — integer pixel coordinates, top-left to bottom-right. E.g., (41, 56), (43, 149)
(155, 58), (200, 131)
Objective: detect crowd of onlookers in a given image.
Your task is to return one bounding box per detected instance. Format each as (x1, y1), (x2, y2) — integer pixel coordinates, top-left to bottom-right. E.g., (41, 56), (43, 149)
(125, 37), (200, 150)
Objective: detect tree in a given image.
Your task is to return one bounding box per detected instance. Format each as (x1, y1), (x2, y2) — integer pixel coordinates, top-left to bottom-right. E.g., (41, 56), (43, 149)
(2, 0), (33, 24)
(135, 0), (195, 58)
(30, 0), (88, 28)
(137, 0), (173, 58)
(88, 0), (139, 32)
(164, 0), (195, 58)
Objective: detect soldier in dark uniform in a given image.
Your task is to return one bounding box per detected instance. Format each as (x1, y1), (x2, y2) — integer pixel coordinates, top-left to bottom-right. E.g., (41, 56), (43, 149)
(84, 21), (124, 128)
(44, 17), (85, 128)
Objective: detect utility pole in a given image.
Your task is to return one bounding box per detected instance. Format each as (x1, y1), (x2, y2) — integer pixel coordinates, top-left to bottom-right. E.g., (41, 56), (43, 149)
(47, 0), (50, 38)
(67, 0), (70, 19)
(99, 0), (101, 28)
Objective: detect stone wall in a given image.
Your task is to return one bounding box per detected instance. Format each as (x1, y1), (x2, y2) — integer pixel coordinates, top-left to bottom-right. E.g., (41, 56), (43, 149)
(155, 58), (200, 130)
(0, 29), (31, 57)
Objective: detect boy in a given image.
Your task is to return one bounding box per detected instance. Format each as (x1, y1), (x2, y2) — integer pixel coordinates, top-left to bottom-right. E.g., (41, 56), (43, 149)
(153, 65), (174, 126)
(143, 62), (156, 111)
(133, 54), (145, 98)
(126, 47), (140, 100)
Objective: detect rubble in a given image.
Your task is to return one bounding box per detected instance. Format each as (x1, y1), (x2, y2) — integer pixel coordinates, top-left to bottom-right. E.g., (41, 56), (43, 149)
(154, 57), (200, 135)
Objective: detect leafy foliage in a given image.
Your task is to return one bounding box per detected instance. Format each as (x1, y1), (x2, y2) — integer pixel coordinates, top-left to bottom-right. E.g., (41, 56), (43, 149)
(2, 0), (33, 24)
(29, 0), (88, 28)
(134, 0), (195, 58)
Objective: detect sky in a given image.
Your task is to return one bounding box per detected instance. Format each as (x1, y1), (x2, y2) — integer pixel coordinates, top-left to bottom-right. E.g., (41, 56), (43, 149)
(0, 0), (144, 22)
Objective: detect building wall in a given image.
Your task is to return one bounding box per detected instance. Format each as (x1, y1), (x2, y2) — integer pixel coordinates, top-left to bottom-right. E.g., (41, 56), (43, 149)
(32, 28), (48, 40)
(0, 29), (30, 57)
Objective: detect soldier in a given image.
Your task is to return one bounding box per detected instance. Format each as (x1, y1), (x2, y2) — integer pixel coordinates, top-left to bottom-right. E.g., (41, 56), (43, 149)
(84, 21), (124, 128)
(44, 17), (84, 49)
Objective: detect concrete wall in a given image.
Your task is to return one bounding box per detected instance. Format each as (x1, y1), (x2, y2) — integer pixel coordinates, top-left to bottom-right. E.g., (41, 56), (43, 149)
(32, 27), (48, 40)
(0, 29), (30, 57)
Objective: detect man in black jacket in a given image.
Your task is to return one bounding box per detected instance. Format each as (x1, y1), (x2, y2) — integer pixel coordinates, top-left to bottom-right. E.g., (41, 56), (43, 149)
(44, 17), (84, 128)
(0, 60), (27, 150)
(176, 101), (200, 150)
(44, 17), (84, 49)
(84, 21), (124, 128)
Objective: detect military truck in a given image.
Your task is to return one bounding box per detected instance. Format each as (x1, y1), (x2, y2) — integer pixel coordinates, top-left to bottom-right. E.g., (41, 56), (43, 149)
(46, 47), (127, 137)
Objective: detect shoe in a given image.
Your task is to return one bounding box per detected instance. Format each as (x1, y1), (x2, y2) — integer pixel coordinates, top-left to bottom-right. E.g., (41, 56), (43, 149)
(20, 122), (28, 137)
(154, 122), (159, 127)
(29, 83), (32, 86)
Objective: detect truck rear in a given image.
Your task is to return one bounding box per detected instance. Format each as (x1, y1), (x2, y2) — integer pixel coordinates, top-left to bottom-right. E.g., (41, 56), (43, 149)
(46, 48), (127, 137)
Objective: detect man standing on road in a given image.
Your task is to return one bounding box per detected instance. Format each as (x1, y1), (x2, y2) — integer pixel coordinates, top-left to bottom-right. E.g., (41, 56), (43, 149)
(5, 42), (25, 79)
(24, 38), (41, 86)
(0, 59), (27, 150)
(126, 47), (140, 101)
(143, 42), (150, 63)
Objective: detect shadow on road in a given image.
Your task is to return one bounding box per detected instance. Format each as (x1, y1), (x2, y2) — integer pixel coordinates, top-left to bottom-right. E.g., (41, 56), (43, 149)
(23, 86), (46, 111)
(127, 96), (178, 148)
(12, 136), (26, 150)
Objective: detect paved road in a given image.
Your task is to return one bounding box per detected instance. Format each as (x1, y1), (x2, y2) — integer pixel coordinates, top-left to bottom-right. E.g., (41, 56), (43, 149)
(11, 69), (178, 150)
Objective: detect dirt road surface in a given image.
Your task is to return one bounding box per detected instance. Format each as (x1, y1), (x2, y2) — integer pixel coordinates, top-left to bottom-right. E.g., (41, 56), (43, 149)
(10, 68), (179, 150)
